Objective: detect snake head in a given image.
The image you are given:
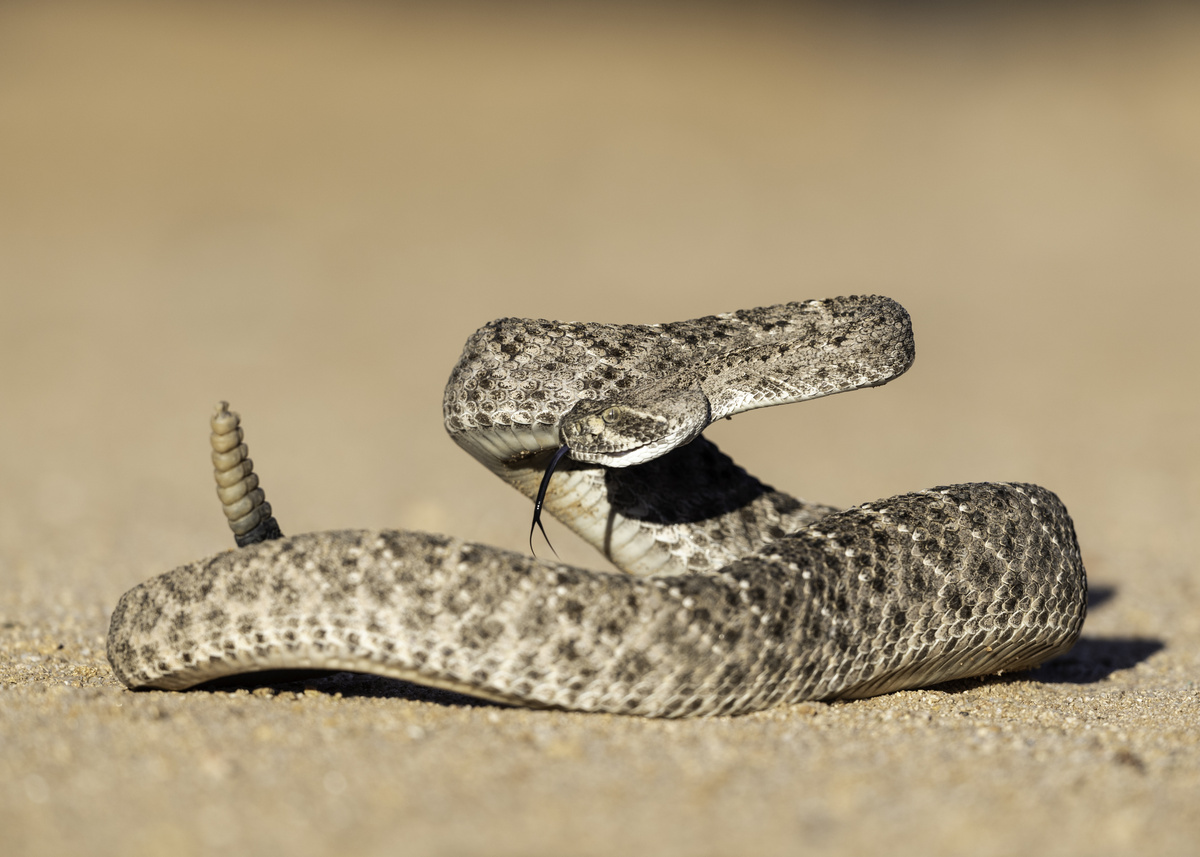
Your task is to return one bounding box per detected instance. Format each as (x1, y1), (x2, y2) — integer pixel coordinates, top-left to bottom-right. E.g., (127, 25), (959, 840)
(560, 383), (711, 467)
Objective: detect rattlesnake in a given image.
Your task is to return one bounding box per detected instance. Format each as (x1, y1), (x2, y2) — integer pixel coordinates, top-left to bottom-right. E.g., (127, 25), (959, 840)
(106, 295), (1087, 717)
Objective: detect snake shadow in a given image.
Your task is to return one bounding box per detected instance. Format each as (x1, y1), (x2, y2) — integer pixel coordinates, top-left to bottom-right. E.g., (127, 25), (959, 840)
(931, 584), (1163, 693)
(1086, 585), (1116, 610)
(1026, 583), (1164, 686)
(597, 436), (802, 525)
(196, 670), (511, 708)
(1020, 635), (1164, 685)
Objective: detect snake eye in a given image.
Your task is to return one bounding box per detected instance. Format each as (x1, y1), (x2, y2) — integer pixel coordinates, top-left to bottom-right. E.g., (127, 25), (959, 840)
(602, 407), (620, 423)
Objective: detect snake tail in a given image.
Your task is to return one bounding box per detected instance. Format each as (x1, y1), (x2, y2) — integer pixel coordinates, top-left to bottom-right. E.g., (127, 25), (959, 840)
(211, 401), (282, 548)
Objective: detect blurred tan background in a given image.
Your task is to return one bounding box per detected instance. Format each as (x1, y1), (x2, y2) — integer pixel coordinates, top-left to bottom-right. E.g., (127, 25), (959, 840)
(1, 2), (1197, 856)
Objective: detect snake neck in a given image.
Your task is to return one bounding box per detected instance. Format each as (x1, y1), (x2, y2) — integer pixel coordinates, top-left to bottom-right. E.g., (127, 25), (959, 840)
(442, 296), (911, 577)
(449, 414), (836, 578)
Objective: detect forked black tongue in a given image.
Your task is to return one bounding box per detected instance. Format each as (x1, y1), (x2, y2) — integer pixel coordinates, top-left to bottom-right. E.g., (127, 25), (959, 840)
(529, 444), (571, 558)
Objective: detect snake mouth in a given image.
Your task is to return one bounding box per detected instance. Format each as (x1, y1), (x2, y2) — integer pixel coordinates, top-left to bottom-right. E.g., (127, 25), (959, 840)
(565, 444), (655, 466)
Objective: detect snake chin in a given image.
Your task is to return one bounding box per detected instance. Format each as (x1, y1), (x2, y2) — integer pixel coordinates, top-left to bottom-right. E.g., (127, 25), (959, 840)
(563, 422), (707, 467)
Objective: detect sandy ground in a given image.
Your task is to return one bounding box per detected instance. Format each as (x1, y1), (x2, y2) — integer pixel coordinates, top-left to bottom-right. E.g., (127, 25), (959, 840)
(1, 2), (1198, 855)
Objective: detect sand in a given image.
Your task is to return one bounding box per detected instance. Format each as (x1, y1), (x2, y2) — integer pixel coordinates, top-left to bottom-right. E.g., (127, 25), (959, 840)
(1, 2), (1197, 855)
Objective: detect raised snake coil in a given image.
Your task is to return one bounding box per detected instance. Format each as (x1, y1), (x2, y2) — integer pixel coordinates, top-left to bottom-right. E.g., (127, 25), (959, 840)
(107, 296), (1087, 717)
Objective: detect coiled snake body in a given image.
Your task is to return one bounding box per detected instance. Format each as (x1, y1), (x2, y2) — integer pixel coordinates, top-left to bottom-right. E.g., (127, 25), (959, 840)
(107, 296), (1086, 717)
